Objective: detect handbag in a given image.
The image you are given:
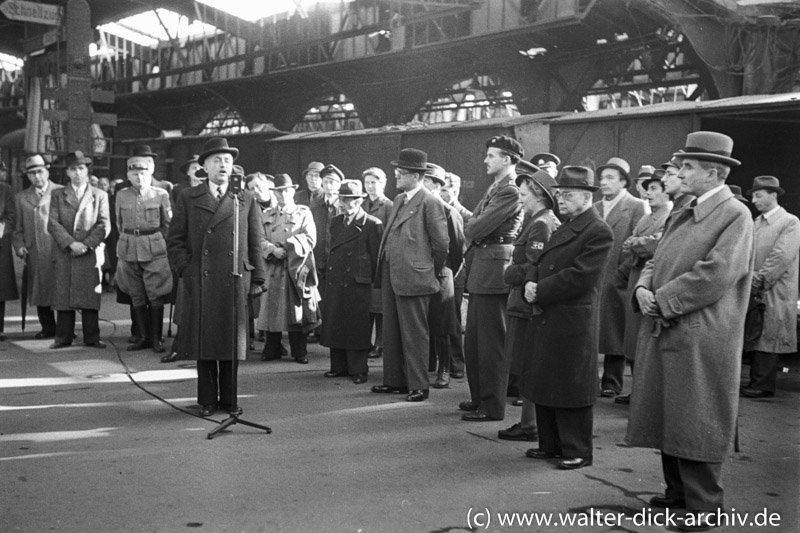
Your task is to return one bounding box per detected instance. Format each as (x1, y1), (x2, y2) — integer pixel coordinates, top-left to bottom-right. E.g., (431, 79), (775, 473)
(744, 289), (765, 347)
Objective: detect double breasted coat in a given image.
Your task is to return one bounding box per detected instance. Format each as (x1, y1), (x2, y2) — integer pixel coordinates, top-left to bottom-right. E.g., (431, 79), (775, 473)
(521, 207), (613, 407)
(321, 208), (382, 349)
(749, 206), (800, 354)
(13, 182), (63, 306)
(364, 194), (393, 314)
(48, 185), (110, 311)
(594, 191), (648, 354)
(0, 182), (19, 302)
(626, 187), (754, 462)
(167, 183), (266, 361)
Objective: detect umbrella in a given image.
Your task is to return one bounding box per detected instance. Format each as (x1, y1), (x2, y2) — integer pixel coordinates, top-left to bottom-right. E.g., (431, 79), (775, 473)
(20, 259), (28, 335)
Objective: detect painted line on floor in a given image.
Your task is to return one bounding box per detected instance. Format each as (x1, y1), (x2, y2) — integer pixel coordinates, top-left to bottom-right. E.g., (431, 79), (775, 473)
(0, 427), (120, 443)
(0, 369), (197, 388)
(0, 395), (256, 411)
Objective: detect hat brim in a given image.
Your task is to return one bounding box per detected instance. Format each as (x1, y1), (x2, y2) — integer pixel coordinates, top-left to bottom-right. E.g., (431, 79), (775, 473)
(515, 173), (556, 207)
(133, 151), (157, 159)
(747, 185), (784, 196)
(198, 147), (239, 166)
(641, 177), (665, 191)
(25, 164), (49, 172)
(273, 185), (299, 190)
(673, 151), (740, 167)
(180, 160), (198, 174)
(390, 160), (427, 172)
(596, 164), (630, 181)
(339, 193), (367, 198)
(551, 184), (599, 192)
(67, 159), (93, 168)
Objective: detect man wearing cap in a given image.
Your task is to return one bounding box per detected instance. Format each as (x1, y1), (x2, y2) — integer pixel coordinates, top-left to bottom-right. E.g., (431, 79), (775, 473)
(372, 148), (449, 402)
(522, 166), (613, 470)
(12, 154), (63, 339)
(115, 155), (173, 353)
(460, 135), (524, 422)
(167, 137), (266, 417)
(741, 176), (800, 399)
(633, 165), (657, 199)
(594, 156), (649, 399)
(627, 132), (753, 529)
(48, 151), (110, 349)
(0, 171), (17, 340)
(528, 152), (561, 179)
(171, 154), (203, 204)
(295, 161), (325, 206)
(321, 179), (382, 383)
(422, 162), (465, 388)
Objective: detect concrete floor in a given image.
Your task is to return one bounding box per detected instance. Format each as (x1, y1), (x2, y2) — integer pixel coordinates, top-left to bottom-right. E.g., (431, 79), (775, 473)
(1, 294), (798, 533)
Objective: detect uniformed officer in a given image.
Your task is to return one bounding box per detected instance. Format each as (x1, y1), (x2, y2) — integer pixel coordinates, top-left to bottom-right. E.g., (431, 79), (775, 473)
(115, 155), (173, 353)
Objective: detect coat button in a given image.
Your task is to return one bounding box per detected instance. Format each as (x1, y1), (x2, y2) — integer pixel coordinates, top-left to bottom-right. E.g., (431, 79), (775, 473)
(549, 265), (555, 270)
(203, 270), (209, 276)
(329, 266), (333, 270)
(203, 250), (209, 255)
(228, 251), (233, 256)
(207, 229), (212, 234)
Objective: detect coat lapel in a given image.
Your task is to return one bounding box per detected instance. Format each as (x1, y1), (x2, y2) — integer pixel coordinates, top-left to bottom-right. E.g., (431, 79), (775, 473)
(331, 209), (366, 250)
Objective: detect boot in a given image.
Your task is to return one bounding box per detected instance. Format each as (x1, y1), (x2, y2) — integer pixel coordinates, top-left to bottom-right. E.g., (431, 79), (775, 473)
(151, 305), (165, 353)
(433, 360), (450, 389)
(127, 306), (152, 351)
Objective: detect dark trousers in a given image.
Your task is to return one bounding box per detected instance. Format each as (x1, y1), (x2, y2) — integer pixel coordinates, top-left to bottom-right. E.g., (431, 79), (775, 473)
(449, 285), (466, 373)
(55, 309), (100, 345)
(0, 301), (4, 333)
(330, 348), (369, 376)
(37, 306), (56, 336)
(382, 279), (431, 391)
(601, 353), (626, 393)
(265, 331), (306, 359)
(197, 359), (238, 409)
(661, 451), (724, 512)
(748, 351), (779, 393)
(535, 404), (594, 459)
(464, 293), (509, 419)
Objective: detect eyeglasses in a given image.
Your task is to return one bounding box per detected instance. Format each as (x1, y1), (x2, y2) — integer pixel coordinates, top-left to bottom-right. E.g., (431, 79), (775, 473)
(554, 190), (583, 199)
(394, 168), (415, 176)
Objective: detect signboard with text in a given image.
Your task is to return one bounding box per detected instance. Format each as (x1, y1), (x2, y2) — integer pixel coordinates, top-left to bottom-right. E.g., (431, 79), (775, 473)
(0, 0), (63, 26)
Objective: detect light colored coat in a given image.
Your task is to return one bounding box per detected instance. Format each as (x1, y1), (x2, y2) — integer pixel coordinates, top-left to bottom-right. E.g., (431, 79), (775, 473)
(749, 206), (800, 354)
(13, 182), (63, 306)
(626, 187), (754, 462)
(594, 191), (648, 354)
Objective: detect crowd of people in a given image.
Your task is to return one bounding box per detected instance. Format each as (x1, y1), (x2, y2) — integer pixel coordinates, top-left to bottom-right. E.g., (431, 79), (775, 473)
(0, 129), (797, 532)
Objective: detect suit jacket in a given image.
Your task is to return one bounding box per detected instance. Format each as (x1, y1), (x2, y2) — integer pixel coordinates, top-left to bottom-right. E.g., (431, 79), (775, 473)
(364, 194), (393, 225)
(377, 186), (449, 296)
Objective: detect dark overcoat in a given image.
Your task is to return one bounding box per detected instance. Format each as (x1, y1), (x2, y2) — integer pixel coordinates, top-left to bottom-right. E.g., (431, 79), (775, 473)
(364, 194), (393, 314)
(428, 200), (464, 336)
(0, 182), (19, 302)
(167, 183), (266, 361)
(48, 185), (110, 310)
(521, 207), (613, 407)
(321, 208), (382, 349)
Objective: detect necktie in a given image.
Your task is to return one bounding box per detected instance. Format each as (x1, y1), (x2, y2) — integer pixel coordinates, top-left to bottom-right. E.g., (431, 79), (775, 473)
(217, 188), (224, 201)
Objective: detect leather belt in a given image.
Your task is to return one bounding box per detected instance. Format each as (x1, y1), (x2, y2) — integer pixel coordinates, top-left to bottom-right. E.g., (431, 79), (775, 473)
(122, 228), (159, 236)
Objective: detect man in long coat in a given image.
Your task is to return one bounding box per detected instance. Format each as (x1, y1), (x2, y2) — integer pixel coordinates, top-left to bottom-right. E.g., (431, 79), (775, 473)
(522, 166), (613, 470)
(12, 154), (63, 339)
(167, 137), (266, 417)
(741, 176), (800, 398)
(628, 132), (753, 528)
(594, 157), (648, 398)
(0, 179), (18, 341)
(48, 151), (110, 348)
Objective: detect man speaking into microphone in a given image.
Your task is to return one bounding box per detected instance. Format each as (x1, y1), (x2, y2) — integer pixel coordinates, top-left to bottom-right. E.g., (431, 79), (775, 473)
(167, 137), (266, 417)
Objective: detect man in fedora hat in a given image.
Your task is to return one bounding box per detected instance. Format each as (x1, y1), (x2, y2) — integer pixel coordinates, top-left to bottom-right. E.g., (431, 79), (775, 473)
(594, 156), (649, 399)
(171, 154), (203, 204)
(320, 179), (382, 383)
(460, 135), (524, 422)
(115, 154), (174, 353)
(627, 132), (753, 529)
(633, 165), (656, 199)
(12, 154), (64, 339)
(0, 167), (17, 340)
(295, 161), (325, 206)
(372, 148), (449, 402)
(522, 166), (613, 470)
(48, 151), (110, 349)
(167, 137), (266, 417)
(741, 176), (800, 399)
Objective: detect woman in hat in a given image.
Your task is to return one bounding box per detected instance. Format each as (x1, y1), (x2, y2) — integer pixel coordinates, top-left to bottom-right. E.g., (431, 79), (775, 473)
(256, 174), (320, 364)
(320, 180), (383, 383)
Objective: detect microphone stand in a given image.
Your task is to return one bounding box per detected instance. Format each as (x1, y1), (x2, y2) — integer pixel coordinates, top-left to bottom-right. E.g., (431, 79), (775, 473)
(208, 182), (272, 439)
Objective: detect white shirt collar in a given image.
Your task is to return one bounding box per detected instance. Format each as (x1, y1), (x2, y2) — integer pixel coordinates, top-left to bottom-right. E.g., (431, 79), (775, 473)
(601, 189), (628, 219)
(696, 184), (726, 205)
(209, 182), (227, 197)
(72, 182), (87, 198)
(761, 205), (781, 221)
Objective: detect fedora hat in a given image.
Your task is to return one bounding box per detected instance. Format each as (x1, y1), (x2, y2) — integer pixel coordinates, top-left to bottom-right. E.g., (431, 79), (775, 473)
(131, 144), (157, 159)
(24, 154), (49, 172)
(728, 185), (749, 202)
(321, 164), (345, 182)
(486, 135), (524, 159)
(516, 170), (557, 207)
(553, 166), (598, 191)
(198, 137), (239, 166)
(302, 161), (325, 177)
(636, 165), (656, 180)
(662, 150), (684, 170)
(273, 173), (298, 190)
(642, 169), (666, 191)
(747, 175), (784, 196)
(180, 154), (199, 174)
(597, 157), (631, 183)
(674, 131), (740, 167)
(424, 163), (447, 186)
(338, 179), (367, 198)
(516, 159), (539, 175)
(391, 148), (428, 172)
(64, 151), (92, 168)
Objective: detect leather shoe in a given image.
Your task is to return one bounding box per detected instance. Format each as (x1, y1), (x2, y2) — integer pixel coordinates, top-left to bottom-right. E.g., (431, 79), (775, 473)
(224, 406), (243, 416)
(458, 400), (479, 412)
(511, 398), (524, 406)
(352, 374), (368, 384)
(49, 341), (72, 349)
(371, 385), (408, 394)
(600, 389), (618, 398)
(324, 371), (347, 378)
(35, 331), (55, 340)
(615, 394), (631, 405)
(199, 405), (216, 417)
(160, 352), (180, 363)
(558, 457), (593, 470)
(86, 341), (107, 349)
(649, 495), (686, 508)
(462, 411), (502, 422)
(294, 356), (309, 364)
(740, 387), (773, 398)
(450, 370), (465, 379)
(498, 423), (538, 441)
(525, 449), (561, 459)
(406, 389), (429, 402)
(368, 346), (382, 359)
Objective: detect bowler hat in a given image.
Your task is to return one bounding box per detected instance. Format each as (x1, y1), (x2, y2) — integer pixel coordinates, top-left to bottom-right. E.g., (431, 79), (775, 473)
(747, 176), (784, 196)
(597, 157), (631, 183)
(24, 154), (49, 172)
(180, 154), (199, 174)
(198, 137), (239, 166)
(424, 163), (447, 186)
(391, 148), (428, 172)
(338, 180), (367, 198)
(641, 170), (666, 191)
(486, 135), (524, 159)
(662, 151), (683, 170)
(552, 166), (598, 191)
(530, 152), (560, 168)
(302, 161), (325, 177)
(64, 151), (92, 168)
(728, 185), (749, 202)
(516, 170), (557, 207)
(273, 173), (298, 190)
(674, 131), (740, 167)
(321, 164), (344, 182)
(636, 165), (656, 180)
(131, 144), (157, 159)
